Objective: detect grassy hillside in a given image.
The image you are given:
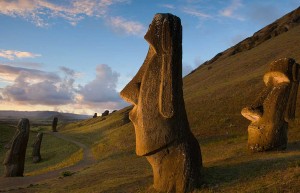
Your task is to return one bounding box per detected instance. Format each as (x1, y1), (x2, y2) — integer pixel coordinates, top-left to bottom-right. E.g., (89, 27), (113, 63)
(1, 7), (300, 193)
(0, 122), (81, 176)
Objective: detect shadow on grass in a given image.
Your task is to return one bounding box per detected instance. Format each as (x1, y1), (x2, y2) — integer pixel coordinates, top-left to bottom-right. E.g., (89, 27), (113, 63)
(201, 144), (300, 187)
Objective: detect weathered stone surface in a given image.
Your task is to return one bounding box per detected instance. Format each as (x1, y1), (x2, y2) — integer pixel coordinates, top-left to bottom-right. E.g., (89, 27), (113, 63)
(120, 13), (202, 193)
(241, 58), (300, 152)
(101, 110), (109, 117)
(32, 132), (43, 163)
(52, 117), (58, 132)
(93, 113), (97, 118)
(3, 118), (30, 177)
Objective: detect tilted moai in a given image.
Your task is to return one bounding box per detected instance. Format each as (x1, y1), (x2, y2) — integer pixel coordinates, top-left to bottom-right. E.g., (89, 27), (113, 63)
(120, 13), (202, 193)
(101, 110), (109, 117)
(52, 117), (58, 132)
(3, 118), (30, 177)
(241, 58), (300, 152)
(32, 132), (44, 163)
(93, 113), (97, 118)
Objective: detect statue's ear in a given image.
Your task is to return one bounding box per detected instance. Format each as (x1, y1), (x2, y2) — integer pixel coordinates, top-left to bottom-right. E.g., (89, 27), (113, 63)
(159, 18), (174, 118)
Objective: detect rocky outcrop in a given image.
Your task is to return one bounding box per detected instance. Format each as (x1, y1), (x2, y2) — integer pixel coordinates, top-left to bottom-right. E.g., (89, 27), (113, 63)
(191, 7), (300, 74)
(120, 13), (202, 193)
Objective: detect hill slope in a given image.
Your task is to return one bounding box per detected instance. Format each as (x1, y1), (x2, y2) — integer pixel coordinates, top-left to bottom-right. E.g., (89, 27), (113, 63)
(1, 6), (300, 193)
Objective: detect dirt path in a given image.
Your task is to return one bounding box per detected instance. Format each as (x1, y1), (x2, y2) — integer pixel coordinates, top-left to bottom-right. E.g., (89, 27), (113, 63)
(0, 131), (96, 191)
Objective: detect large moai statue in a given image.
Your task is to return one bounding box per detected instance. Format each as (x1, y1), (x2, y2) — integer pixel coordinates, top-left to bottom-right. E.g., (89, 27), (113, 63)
(120, 13), (202, 193)
(52, 117), (58, 132)
(32, 132), (43, 163)
(3, 118), (30, 177)
(241, 58), (300, 152)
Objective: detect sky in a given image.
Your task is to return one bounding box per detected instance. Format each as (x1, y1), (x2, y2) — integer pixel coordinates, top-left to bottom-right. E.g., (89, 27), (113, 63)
(0, 0), (298, 115)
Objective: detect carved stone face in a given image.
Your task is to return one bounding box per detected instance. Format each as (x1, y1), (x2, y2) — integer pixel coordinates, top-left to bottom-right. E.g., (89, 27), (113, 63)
(120, 14), (188, 156)
(241, 58), (299, 151)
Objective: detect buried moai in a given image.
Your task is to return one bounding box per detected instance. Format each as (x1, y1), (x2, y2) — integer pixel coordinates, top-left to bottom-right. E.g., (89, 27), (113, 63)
(32, 132), (44, 163)
(3, 118), (30, 177)
(241, 58), (300, 152)
(52, 117), (58, 132)
(120, 13), (202, 192)
(101, 110), (109, 117)
(93, 113), (97, 118)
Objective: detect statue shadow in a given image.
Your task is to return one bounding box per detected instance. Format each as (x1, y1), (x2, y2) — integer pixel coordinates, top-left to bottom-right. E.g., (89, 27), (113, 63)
(201, 141), (300, 188)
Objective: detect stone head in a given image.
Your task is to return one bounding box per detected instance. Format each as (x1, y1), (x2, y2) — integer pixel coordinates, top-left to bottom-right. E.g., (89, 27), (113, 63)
(120, 13), (189, 156)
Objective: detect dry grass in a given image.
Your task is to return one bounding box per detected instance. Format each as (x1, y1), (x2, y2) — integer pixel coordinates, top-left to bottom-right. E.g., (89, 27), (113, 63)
(1, 17), (300, 193)
(0, 122), (81, 176)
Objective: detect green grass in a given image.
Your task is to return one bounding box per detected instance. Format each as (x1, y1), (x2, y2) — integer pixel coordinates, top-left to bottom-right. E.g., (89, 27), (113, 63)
(2, 14), (300, 193)
(0, 122), (81, 176)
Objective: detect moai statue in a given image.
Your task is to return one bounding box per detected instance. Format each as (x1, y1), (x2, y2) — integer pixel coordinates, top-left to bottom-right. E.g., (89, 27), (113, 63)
(52, 117), (58, 132)
(32, 132), (43, 163)
(93, 113), (97, 118)
(120, 13), (202, 193)
(3, 118), (30, 177)
(241, 58), (300, 152)
(101, 110), (109, 117)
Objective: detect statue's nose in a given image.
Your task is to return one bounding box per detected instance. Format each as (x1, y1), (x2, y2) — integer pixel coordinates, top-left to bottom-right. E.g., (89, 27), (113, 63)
(120, 82), (140, 106)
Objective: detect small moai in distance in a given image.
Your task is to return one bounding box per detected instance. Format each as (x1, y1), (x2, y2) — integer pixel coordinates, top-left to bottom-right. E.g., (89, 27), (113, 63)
(52, 117), (58, 132)
(120, 13), (202, 193)
(32, 132), (44, 163)
(241, 58), (300, 152)
(3, 118), (30, 177)
(101, 110), (109, 117)
(93, 113), (97, 118)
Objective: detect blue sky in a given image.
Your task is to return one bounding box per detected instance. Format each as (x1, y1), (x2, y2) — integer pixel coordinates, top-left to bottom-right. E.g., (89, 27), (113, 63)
(0, 0), (298, 115)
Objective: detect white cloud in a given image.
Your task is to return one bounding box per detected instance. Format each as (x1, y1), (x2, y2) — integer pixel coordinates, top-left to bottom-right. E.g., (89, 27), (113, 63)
(0, 0), (129, 27)
(108, 16), (146, 36)
(79, 64), (121, 103)
(0, 49), (41, 60)
(0, 64), (74, 105)
(183, 7), (211, 19)
(160, 4), (175, 9)
(219, 0), (244, 20)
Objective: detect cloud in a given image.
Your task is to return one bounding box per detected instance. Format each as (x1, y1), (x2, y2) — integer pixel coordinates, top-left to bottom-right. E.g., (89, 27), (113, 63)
(160, 4), (175, 9)
(0, 0), (129, 27)
(1, 61), (43, 68)
(0, 64), (59, 83)
(79, 64), (122, 103)
(0, 49), (41, 60)
(0, 64), (74, 105)
(219, 0), (244, 20)
(108, 16), (146, 36)
(182, 7), (211, 19)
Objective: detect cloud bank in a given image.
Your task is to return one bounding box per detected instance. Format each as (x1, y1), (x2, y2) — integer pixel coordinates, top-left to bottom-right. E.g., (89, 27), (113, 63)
(0, 63), (126, 113)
